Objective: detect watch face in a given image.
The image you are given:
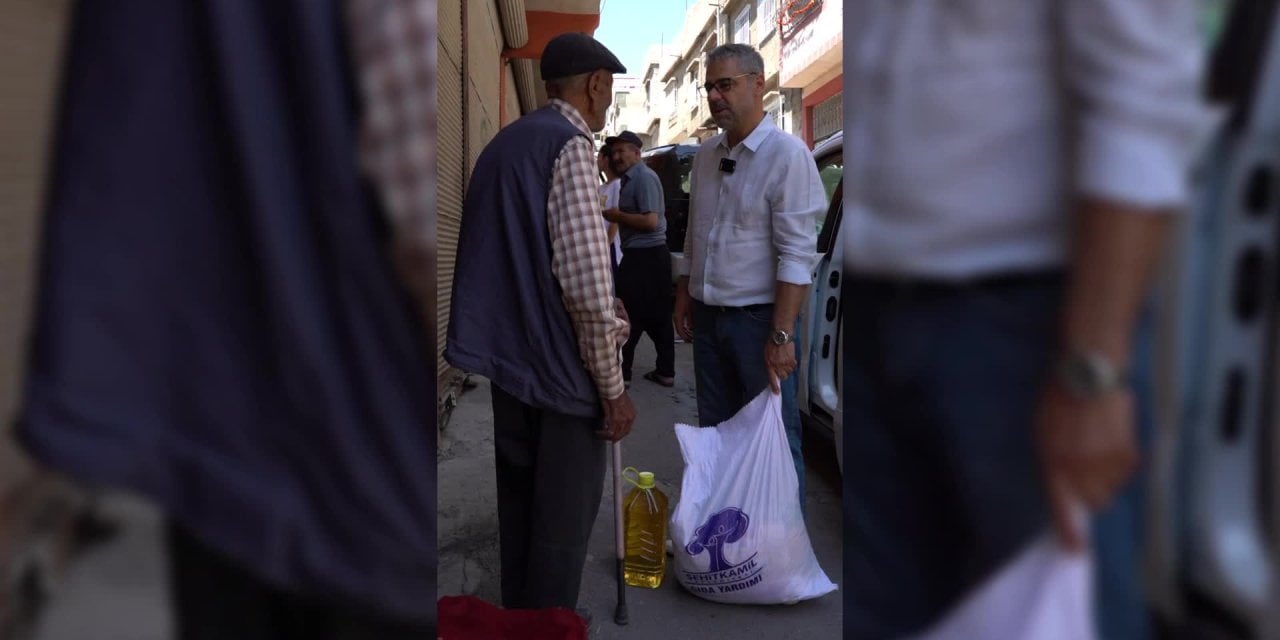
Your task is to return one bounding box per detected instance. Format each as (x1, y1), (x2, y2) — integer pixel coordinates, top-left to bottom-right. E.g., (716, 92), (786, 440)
(772, 330), (789, 345)
(1057, 350), (1123, 396)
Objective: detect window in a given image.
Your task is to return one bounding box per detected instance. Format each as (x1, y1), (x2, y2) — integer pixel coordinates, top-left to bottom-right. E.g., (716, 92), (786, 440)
(759, 0), (777, 36)
(616, 92), (629, 108)
(814, 151), (843, 237)
(812, 92), (842, 144)
(733, 7), (751, 44)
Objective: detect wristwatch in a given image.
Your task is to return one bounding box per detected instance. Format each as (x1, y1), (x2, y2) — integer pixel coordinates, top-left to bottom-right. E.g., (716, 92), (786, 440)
(1055, 348), (1128, 398)
(770, 329), (794, 346)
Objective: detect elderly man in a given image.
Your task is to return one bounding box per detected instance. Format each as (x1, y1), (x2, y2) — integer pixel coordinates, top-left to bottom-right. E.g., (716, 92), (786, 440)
(672, 43), (825, 508)
(604, 130), (673, 387)
(446, 32), (635, 612)
(842, 3), (1207, 638)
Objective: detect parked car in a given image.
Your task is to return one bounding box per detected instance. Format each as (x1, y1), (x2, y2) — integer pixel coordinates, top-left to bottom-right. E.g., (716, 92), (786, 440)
(1144, 2), (1280, 636)
(640, 144), (698, 256)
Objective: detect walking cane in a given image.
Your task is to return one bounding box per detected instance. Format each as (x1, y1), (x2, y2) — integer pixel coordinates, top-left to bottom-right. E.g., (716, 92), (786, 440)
(612, 440), (629, 625)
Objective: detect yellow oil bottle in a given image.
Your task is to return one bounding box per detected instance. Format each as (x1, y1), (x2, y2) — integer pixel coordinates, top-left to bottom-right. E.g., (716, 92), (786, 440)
(623, 470), (668, 588)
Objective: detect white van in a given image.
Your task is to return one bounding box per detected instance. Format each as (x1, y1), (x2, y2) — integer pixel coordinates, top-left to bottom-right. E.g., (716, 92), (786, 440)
(1143, 2), (1280, 636)
(797, 132), (844, 473)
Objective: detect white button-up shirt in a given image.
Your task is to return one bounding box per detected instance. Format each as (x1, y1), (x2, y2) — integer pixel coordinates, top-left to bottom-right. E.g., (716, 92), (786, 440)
(844, 0), (1209, 279)
(677, 115), (826, 306)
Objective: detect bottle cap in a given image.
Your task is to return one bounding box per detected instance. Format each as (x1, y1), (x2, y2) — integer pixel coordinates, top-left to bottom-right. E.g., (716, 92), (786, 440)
(637, 471), (655, 488)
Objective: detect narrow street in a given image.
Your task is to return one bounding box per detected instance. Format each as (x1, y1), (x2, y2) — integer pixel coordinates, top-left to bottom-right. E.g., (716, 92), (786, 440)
(437, 337), (844, 639)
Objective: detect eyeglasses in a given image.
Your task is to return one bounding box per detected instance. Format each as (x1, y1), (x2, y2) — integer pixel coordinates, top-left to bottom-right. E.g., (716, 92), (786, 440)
(699, 72), (757, 97)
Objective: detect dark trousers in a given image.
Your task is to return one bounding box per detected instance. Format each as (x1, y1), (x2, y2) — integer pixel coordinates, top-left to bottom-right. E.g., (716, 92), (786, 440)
(841, 273), (1153, 640)
(618, 245), (674, 379)
(691, 301), (806, 509)
(167, 523), (433, 640)
(491, 384), (605, 610)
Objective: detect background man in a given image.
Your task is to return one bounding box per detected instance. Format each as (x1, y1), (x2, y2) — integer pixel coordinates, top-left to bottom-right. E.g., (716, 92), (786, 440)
(841, 3), (1207, 638)
(445, 32), (635, 614)
(672, 44), (825, 507)
(604, 130), (673, 387)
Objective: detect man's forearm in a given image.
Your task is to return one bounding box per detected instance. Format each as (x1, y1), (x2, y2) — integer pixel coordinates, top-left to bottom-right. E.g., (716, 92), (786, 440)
(772, 282), (809, 331)
(1060, 198), (1175, 365)
(609, 210), (659, 231)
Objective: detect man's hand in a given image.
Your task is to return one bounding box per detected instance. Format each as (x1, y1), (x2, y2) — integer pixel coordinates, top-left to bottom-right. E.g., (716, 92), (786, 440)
(765, 342), (798, 394)
(673, 278), (694, 341)
(1036, 382), (1139, 551)
(614, 298), (631, 346)
(598, 391), (636, 442)
(603, 207), (624, 224)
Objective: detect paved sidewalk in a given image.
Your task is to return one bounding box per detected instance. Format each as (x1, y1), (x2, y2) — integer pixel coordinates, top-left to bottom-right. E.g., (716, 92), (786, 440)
(437, 338), (843, 639)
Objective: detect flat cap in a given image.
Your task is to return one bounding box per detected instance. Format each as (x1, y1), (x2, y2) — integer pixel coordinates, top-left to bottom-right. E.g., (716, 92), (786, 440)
(604, 131), (644, 149)
(540, 32), (626, 81)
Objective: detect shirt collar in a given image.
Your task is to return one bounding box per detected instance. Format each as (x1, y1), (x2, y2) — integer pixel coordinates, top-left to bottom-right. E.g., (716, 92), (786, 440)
(548, 99), (593, 137)
(716, 113), (776, 153)
(622, 161), (646, 180)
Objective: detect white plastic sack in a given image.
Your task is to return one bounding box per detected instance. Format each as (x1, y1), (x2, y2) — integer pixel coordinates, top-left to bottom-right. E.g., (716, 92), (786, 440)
(669, 389), (837, 604)
(912, 530), (1096, 640)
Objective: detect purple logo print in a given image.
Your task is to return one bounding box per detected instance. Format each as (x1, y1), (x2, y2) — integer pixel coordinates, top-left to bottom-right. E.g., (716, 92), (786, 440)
(680, 507), (763, 596)
(685, 507), (750, 572)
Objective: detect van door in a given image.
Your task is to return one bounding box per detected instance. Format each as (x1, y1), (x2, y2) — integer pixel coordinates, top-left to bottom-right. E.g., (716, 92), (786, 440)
(1146, 1), (1280, 636)
(799, 144), (845, 471)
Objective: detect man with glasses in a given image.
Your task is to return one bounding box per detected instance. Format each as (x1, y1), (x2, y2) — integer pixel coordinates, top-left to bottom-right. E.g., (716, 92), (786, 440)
(672, 43), (825, 508)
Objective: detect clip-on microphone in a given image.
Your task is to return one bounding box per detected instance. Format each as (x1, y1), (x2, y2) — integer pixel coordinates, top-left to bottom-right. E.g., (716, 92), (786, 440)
(719, 158), (736, 174)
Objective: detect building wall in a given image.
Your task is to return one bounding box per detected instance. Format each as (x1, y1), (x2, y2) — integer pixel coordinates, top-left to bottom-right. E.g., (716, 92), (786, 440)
(641, 0), (811, 147)
(779, 0), (842, 146)
(0, 0), (72, 497)
(652, 0), (720, 146)
(605, 75), (648, 141)
(0, 4), (86, 628)
(438, 0), (517, 406)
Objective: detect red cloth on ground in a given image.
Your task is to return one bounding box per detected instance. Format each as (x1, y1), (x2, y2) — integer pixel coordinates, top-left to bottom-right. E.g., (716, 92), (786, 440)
(437, 596), (588, 640)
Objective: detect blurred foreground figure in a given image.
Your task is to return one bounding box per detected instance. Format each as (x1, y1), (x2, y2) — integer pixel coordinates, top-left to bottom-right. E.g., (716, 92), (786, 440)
(14, 1), (438, 637)
(842, 3), (1207, 639)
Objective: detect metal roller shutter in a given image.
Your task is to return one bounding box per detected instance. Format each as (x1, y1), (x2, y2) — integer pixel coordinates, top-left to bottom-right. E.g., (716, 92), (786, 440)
(437, 0), (465, 381)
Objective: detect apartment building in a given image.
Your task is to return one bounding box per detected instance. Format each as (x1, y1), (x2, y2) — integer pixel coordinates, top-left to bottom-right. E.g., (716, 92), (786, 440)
(638, 0), (840, 150)
(778, 0), (843, 147)
(603, 75), (649, 146)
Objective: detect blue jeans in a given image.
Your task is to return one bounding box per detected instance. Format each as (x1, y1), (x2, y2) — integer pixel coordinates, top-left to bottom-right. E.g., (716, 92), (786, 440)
(842, 274), (1151, 640)
(691, 301), (805, 510)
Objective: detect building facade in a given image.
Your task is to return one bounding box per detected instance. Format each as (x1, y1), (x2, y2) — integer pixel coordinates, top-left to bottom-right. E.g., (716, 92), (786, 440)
(0, 2), (95, 631)
(778, 0), (843, 147)
(631, 0), (839, 150)
(603, 75), (648, 146)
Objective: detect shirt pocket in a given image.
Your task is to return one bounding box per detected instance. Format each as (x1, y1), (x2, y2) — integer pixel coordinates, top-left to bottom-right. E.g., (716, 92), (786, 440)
(729, 177), (772, 232)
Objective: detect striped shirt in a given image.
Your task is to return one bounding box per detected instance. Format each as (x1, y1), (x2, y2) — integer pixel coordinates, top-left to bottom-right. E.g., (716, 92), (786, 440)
(547, 99), (627, 401)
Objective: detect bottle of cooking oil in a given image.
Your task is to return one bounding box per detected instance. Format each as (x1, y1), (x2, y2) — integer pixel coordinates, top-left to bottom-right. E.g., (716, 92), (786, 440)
(623, 469), (668, 588)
